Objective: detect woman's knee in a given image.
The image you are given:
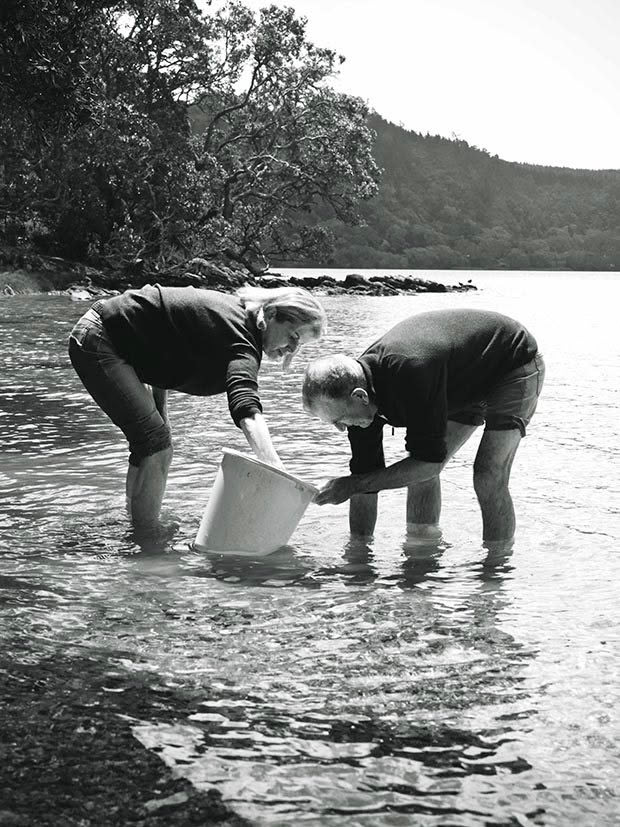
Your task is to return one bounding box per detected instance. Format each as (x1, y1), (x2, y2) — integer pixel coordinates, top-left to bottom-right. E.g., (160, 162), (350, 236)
(141, 445), (173, 475)
(154, 444), (173, 466)
(128, 423), (172, 468)
(129, 444), (173, 472)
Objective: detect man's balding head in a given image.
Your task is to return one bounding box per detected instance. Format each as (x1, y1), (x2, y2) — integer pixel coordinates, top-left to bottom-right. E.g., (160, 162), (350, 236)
(302, 355), (378, 431)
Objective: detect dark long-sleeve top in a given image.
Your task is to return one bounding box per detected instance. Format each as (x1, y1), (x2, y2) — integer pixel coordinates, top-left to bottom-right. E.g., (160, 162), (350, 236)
(348, 309), (538, 472)
(93, 284), (263, 426)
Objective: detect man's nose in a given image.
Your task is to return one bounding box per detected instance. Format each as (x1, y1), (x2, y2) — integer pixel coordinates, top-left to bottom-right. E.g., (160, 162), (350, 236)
(335, 422), (347, 432)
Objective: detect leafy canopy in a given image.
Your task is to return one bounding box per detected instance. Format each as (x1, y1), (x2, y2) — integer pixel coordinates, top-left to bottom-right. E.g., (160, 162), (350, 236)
(0, 0), (379, 272)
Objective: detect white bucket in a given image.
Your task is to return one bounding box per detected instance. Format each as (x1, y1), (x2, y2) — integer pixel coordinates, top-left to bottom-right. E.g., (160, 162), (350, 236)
(194, 449), (318, 557)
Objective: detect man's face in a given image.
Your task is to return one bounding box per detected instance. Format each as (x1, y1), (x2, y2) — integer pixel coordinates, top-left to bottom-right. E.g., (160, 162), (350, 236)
(313, 391), (377, 432)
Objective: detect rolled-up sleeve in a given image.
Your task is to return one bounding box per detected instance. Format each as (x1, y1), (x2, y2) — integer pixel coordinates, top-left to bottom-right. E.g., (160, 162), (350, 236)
(225, 346), (263, 426)
(348, 416), (386, 474)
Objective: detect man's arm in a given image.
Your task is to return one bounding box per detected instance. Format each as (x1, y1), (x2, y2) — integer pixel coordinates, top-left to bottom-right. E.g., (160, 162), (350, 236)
(316, 454), (444, 505)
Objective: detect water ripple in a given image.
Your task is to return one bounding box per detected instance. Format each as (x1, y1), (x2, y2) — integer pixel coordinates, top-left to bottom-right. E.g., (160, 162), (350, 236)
(2, 283), (620, 825)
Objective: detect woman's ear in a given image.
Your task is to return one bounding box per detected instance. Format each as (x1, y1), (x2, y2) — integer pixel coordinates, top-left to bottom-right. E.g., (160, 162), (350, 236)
(263, 304), (277, 322)
(256, 307), (267, 331)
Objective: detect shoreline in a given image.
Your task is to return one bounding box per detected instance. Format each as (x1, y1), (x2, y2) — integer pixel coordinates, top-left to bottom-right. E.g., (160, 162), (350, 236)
(0, 257), (478, 300)
(0, 654), (250, 826)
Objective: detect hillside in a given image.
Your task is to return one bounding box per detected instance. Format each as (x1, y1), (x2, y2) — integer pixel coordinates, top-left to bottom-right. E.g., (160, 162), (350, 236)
(288, 114), (620, 271)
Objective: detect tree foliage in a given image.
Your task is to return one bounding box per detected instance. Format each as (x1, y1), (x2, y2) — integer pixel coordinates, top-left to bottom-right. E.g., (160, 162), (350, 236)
(0, 0), (379, 272)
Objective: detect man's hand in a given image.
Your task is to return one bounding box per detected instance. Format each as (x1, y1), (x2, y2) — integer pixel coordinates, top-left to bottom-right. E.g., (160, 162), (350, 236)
(315, 476), (358, 505)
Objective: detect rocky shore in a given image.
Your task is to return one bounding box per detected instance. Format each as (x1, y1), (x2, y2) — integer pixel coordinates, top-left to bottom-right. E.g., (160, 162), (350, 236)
(0, 251), (476, 300)
(0, 654), (250, 827)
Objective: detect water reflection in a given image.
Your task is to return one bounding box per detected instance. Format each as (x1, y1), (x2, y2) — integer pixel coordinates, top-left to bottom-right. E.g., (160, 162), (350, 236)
(400, 543), (446, 587)
(199, 545), (317, 589)
(339, 539), (379, 584)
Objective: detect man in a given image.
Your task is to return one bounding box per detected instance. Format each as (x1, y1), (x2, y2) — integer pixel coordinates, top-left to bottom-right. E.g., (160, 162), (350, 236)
(302, 309), (545, 547)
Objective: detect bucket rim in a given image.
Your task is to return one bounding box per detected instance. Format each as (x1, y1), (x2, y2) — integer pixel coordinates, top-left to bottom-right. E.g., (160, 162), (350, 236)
(220, 448), (319, 495)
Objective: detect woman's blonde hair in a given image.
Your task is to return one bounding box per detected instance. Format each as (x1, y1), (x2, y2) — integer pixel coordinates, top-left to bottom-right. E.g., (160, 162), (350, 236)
(236, 285), (327, 337)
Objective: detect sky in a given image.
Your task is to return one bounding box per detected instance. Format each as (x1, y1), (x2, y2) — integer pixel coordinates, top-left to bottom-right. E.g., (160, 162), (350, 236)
(238, 0), (620, 170)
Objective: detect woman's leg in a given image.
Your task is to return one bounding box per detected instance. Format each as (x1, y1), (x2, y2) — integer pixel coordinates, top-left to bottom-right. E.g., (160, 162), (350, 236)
(69, 310), (172, 529)
(126, 446), (173, 527)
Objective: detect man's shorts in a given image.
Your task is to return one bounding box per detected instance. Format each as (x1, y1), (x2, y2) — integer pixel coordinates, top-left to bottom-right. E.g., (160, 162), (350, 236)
(68, 307), (172, 466)
(449, 353), (545, 437)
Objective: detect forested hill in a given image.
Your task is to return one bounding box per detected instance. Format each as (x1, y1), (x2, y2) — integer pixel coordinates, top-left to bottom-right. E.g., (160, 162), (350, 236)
(299, 114), (620, 271)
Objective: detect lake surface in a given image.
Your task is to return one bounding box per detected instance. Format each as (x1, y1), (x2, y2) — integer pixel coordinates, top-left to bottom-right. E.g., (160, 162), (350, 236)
(1, 270), (619, 825)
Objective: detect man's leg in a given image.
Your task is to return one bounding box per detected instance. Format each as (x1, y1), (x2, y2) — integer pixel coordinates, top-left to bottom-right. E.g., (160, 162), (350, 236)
(349, 492), (378, 538)
(406, 477), (443, 544)
(473, 428), (521, 543)
(407, 421), (478, 540)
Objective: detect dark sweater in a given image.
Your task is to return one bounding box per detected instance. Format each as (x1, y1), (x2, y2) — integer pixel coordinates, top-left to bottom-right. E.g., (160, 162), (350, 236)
(93, 285), (263, 426)
(348, 309), (538, 471)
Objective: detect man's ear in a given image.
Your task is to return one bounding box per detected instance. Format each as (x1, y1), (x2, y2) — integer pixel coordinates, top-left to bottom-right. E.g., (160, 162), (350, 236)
(350, 387), (369, 406)
(263, 304), (277, 321)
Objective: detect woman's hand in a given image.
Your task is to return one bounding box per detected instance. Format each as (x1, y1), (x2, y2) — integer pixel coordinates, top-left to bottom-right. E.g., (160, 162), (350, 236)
(239, 413), (285, 470)
(267, 456), (287, 472)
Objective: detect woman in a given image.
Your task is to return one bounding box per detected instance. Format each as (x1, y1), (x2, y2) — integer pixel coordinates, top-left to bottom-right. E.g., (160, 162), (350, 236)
(68, 283), (327, 529)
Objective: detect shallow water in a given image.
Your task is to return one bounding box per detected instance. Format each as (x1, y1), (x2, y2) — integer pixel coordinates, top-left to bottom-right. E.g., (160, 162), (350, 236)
(1, 271), (619, 825)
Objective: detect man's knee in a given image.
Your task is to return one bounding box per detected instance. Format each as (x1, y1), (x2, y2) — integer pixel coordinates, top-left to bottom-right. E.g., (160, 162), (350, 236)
(473, 459), (510, 500)
(473, 427), (521, 499)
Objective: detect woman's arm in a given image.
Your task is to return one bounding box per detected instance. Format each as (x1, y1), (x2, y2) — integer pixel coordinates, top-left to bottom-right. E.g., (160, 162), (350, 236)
(225, 345), (285, 469)
(239, 412), (285, 470)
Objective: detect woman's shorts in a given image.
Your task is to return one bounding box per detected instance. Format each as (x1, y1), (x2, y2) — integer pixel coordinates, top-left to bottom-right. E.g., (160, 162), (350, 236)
(449, 353), (545, 437)
(68, 307), (171, 466)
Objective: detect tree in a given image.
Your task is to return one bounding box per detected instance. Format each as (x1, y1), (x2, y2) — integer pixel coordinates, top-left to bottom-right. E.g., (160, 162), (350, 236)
(186, 3), (379, 271)
(0, 0), (379, 272)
